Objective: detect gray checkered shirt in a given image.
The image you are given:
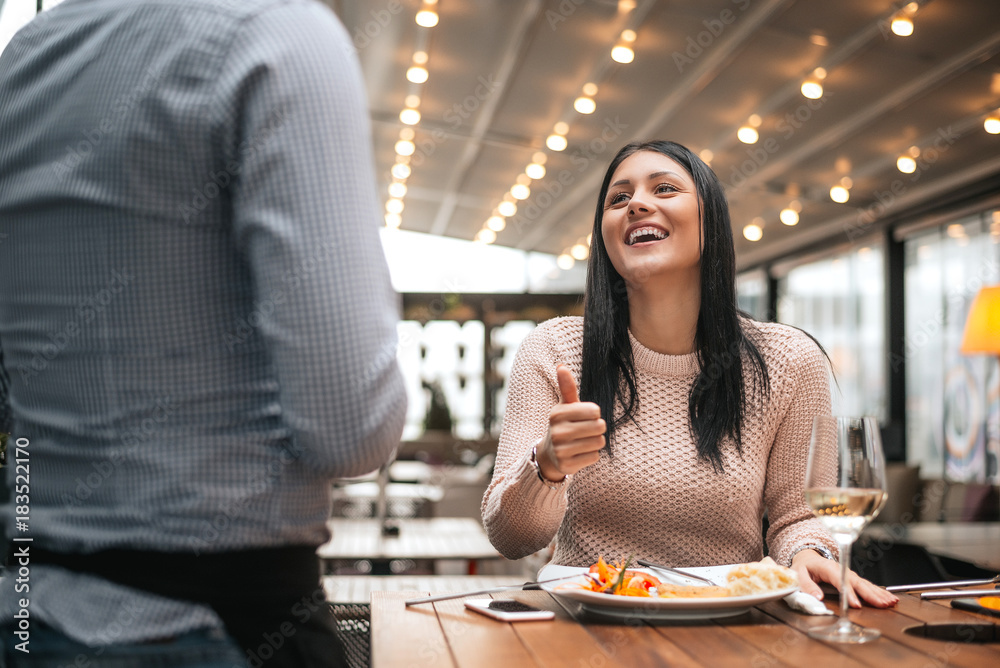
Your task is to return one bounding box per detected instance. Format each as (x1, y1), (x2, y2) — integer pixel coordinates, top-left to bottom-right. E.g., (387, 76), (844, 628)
(0, 0), (405, 644)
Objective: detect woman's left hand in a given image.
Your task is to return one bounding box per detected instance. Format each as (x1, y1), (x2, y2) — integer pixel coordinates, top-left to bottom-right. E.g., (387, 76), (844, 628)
(791, 549), (899, 608)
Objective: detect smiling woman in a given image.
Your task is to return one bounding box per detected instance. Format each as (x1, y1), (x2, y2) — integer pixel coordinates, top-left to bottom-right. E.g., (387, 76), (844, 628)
(481, 139), (900, 612)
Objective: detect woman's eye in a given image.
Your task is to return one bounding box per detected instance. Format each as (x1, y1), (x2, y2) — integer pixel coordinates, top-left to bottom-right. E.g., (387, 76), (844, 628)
(655, 183), (678, 194)
(608, 192), (630, 205)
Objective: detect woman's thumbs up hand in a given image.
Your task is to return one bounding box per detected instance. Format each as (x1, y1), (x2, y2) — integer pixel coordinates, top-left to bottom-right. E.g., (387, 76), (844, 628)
(534, 365), (607, 482)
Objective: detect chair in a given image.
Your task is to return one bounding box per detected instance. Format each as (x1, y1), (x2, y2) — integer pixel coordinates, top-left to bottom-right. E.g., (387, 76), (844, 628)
(851, 538), (951, 586)
(330, 603), (370, 668)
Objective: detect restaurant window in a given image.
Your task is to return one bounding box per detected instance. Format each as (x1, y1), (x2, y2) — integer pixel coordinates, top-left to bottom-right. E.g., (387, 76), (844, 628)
(396, 319), (535, 441)
(902, 211), (1000, 483)
(775, 242), (886, 420)
(737, 269), (769, 321)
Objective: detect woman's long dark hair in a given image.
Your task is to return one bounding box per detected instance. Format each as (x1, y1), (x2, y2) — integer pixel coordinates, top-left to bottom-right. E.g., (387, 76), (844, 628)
(580, 140), (769, 472)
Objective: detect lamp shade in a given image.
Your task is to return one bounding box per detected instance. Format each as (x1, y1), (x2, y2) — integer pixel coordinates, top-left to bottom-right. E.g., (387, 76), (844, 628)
(960, 286), (1000, 354)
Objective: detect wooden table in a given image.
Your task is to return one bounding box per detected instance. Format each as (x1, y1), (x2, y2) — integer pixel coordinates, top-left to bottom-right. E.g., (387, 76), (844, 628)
(318, 517), (502, 574)
(371, 588), (1000, 667)
(864, 522), (1000, 571)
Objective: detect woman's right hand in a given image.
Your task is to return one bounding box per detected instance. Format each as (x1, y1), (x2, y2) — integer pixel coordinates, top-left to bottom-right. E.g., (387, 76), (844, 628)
(534, 365), (607, 482)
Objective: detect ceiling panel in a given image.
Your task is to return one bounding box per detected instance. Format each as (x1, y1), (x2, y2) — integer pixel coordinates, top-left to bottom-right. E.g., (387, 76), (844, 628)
(333, 0), (1000, 270)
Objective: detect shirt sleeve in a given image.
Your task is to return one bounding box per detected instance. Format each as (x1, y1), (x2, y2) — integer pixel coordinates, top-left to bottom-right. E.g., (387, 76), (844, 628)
(0, 346), (10, 435)
(482, 323), (570, 560)
(214, 4), (406, 478)
(763, 334), (839, 565)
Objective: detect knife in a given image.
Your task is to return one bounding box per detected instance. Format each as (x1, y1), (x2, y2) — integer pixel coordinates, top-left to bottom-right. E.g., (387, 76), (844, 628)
(920, 588), (1000, 600)
(404, 572), (593, 606)
(886, 575), (999, 593)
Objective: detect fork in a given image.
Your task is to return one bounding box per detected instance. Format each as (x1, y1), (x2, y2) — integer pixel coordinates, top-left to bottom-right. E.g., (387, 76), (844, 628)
(635, 559), (721, 586)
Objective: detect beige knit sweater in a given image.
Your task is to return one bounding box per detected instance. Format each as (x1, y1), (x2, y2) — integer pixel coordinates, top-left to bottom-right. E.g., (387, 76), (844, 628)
(482, 316), (838, 568)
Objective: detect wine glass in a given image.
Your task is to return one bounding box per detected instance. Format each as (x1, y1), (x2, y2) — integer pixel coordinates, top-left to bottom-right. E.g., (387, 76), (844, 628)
(804, 415), (888, 644)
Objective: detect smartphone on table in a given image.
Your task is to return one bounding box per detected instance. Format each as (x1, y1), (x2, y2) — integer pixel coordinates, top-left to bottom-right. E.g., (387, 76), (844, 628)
(464, 599), (555, 622)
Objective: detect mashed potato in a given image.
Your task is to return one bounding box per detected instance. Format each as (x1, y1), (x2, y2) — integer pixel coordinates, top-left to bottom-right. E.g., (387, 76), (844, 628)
(725, 557), (799, 596)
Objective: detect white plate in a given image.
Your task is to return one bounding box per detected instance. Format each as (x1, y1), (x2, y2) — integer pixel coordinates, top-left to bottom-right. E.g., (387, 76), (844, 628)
(538, 563), (798, 621)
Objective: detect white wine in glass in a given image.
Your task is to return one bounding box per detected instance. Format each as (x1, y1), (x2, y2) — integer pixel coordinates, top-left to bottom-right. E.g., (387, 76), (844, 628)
(804, 416), (888, 644)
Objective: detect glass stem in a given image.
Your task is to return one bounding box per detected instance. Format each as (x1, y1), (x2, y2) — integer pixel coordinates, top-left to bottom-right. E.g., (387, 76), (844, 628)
(836, 536), (853, 627)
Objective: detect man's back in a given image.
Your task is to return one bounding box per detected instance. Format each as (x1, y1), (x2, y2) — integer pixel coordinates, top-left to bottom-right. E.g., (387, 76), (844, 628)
(0, 0), (405, 657)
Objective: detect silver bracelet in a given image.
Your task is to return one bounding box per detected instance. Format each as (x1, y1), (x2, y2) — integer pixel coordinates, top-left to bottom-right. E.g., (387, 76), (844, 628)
(530, 445), (567, 490)
(789, 544), (837, 565)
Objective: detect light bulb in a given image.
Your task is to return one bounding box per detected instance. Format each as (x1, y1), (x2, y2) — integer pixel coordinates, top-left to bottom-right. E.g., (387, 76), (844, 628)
(510, 184), (530, 200)
(743, 224), (763, 241)
(394, 139), (415, 156)
(574, 96), (596, 114)
(801, 80), (823, 99)
(699, 149), (714, 164)
(611, 45), (634, 63)
(779, 208), (799, 226)
(406, 66), (428, 84)
(525, 163), (546, 180)
(896, 155), (917, 174)
(515, 173), (532, 186)
(570, 243), (589, 260)
(476, 228), (497, 244)
(399, 127), (415, 141)
(391, 163), (411, 179)
(546, 134), (568, 151)
(497, 200), (517, 217)
(985, 115), (1000, 135)
(388, 182), (407, 198)
(830, 185), (850, 203)
(486, 216), (506, 232)
(384, 213), (402, 228)
(415, 10), (439, 27)
(737, 126), (759, 144)
(556, 254), (575, 270)
(891, 16), (913, 36)
(553, 121), (569, 135)
(385, 198), (404, 214)
(399, 108), (421, 125)
(532, 151), (547, 165)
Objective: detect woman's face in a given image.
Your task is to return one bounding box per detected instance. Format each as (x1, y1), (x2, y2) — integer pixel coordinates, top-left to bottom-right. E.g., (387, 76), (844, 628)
(600, 150), (702, 286)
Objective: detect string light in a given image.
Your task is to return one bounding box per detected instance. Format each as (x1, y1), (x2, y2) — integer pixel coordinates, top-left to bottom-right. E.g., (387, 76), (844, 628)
(399, 108), (421, 125)
(570, 243), (589, 260)
(801, 67), (826, 99)
(388, 182), (407, 198)
(611, 29), (637, 63)
(394, 139), (415, 156)
(779, 205), (799, 226)
(743, 219), (764, 241)
(385, 198), (404, 214)
(476, 228), (497, 244)
(510, 184), (530, 200)
(384, 213), (402, 228)
(896, 147), (919, 174)
(525, 162), (546, 179)
(830, 185), (850, 203)
(737, 126), (759, 144)
(546, 122), (569, 151)
(556, 254), (575, 270)
(391, 162), (411, 180)
(486, 216), (506, 232)
(890, 3), (918, 37)
(415, 0), (439, 28)
(497, 200), (517, 217)
(985, 111), (1000, 134)
(406, 65), (428, 84)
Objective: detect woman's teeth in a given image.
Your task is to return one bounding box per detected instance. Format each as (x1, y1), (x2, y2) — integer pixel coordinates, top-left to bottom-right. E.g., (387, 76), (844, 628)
(627, 227), (668, 245)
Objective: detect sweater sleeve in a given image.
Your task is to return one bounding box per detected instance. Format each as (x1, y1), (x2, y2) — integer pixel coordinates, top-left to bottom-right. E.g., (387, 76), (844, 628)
(762, 332), (839, 566)
(481, 321), (572, 560)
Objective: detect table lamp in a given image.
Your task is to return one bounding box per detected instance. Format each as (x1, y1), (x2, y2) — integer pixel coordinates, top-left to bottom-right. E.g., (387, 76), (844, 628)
(961, 286), (1000, 358)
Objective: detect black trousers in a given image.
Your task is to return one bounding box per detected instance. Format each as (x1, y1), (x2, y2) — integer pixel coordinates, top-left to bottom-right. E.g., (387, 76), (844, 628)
(26, 546), (347, 668)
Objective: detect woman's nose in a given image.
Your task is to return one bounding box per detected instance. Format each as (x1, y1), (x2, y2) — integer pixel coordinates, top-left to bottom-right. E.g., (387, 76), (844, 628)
(628, 200), (649, 216)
